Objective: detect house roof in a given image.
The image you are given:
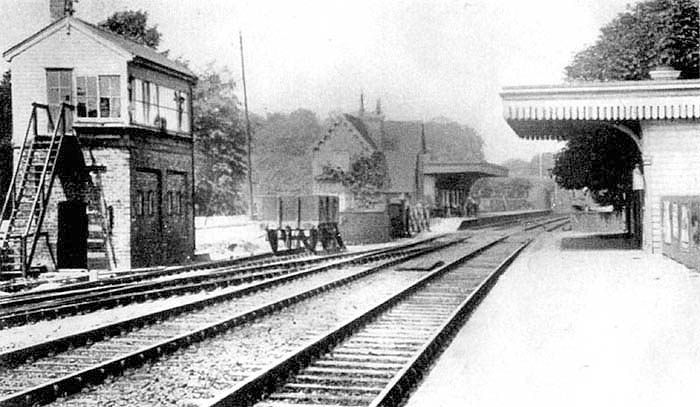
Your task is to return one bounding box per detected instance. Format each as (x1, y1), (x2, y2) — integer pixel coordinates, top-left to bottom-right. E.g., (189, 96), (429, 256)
(380, 120), (505, 190)
(384, 151), (417, 193)
(318, 113), (506, 194)
(3, 16), (196, 81)
(343, 114), (378, 150)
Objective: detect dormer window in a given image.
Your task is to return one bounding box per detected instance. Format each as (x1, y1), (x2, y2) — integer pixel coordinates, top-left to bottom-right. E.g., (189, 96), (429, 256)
(76, 75), (120, 118)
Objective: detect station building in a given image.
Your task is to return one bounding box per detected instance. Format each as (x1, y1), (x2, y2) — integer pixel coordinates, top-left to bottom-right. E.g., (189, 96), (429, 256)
(312, 97), (506, 242)
(0, 0), (196, 277)
(501, 68), (700, 261)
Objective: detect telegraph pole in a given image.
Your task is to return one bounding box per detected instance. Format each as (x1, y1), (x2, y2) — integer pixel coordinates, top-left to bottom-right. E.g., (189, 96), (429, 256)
(239, 31), (254, 219)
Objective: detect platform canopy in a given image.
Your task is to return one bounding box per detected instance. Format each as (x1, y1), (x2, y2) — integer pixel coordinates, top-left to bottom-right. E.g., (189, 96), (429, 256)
(500, 79), (700, 142)
(422, 161), (507, 177)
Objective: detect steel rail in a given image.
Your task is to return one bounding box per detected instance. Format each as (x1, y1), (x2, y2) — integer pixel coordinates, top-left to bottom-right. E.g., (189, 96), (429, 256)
(0, 245), (433, 327)
(0, 216), (560, 406)
(0, 248), (306, 302)
(204, 234), (515, 407)
(0, 237), (445, 327)
(0, 238), (457, 368)
(368, 240), (530, 407)
(0, 236), (443, 309)
(0, 235), (464, 407)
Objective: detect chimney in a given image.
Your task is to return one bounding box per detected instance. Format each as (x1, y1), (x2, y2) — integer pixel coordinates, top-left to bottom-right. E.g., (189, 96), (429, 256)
(50, 0), (74, 21)
(359, 92), (365, 116)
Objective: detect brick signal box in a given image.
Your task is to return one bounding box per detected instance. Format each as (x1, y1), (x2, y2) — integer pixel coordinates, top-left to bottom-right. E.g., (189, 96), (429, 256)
(0, 1), (196, 277)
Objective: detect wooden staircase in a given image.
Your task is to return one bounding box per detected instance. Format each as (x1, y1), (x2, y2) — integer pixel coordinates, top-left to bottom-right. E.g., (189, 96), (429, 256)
(0, 103), (73, 279)
(85, 175), (116, 271)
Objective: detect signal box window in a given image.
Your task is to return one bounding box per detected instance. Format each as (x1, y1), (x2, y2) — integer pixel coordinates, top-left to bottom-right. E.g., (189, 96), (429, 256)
(76, 75), (120, 118)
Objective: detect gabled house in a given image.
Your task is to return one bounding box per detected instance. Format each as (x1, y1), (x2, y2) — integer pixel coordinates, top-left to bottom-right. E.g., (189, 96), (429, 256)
(0, 0), (196, 277)
(312, 96), (507, 217)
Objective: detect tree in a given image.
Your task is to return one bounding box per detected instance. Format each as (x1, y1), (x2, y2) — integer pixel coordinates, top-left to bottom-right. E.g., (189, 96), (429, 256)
(193, 68), (247, 216)
(0, 70), (12, 208)
(424, 118), (484, 162)
(565, 0), (699, 80)
(319, 151), (389, 208)
(100, 11), (248, 215)
(502, 153), (555, 178)
(98, 10), (161, 49)
(252, 109), (323, 197)
(552, 127), (640, 211)
(554, 0), (687, 210)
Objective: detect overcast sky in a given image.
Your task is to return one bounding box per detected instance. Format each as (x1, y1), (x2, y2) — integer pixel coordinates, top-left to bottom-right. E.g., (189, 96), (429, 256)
(0, 0), (640, 163)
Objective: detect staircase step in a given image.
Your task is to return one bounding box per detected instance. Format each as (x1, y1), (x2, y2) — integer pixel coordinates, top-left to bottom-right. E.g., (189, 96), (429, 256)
(0, 271), (25, 279)
(87, 259), (110, 270)
(88, 241), (105, 250)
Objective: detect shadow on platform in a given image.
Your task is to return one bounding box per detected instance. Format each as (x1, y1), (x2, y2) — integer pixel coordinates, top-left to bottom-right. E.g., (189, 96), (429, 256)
(560, 233), (640, 251)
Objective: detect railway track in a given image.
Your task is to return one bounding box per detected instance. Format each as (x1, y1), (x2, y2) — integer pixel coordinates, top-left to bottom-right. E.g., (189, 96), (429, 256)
(0, 216), (567, 407)
(0, 239), (442, 328)
(0, 249), (306, 295)
(0, 248), (309, 312)
(0, 214), (562, 325)
(22, 218), (562, 407)
(208, 233), (534, 407)
(0, 231), (477, 407)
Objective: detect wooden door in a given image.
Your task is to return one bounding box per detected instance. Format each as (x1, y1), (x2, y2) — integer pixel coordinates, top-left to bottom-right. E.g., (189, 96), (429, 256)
(163, 171), (188, 264)
(133, 169), (163, 267)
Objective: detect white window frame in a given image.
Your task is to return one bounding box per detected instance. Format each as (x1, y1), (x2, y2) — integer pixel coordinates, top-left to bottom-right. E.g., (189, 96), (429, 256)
(76, 74), (121, 120)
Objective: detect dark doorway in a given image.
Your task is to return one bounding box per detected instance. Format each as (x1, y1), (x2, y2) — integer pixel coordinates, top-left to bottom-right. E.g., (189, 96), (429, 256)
(57, 200), (87, 268)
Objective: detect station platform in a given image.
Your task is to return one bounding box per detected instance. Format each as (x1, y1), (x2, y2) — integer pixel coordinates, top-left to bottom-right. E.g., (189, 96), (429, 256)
(406, 231), (700, 407)
(427, 209), (552, 234)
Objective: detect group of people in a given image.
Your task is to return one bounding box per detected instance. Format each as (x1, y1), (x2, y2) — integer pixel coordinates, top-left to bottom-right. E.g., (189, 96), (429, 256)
(463, 196), (479, 217)
(440, 196), (479, 218)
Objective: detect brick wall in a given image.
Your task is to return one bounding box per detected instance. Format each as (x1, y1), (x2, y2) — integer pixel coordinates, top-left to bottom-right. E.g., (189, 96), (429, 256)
(130, 134), (194, 267)
(338, 210), (390, 245)
(31, 131), (194, 271)
(84, 145), (131, 268)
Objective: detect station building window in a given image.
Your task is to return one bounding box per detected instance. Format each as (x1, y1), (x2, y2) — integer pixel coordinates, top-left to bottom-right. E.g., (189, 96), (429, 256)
(147, 191), (155, 216)
(167, 191), (174, 215)
(135, 191), (144, 216)
(76, 75), (120, 118)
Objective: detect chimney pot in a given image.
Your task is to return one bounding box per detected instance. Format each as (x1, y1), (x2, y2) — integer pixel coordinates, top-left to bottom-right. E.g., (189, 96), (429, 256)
(50, 0), (73, 21)
(648, 65), (681, 81)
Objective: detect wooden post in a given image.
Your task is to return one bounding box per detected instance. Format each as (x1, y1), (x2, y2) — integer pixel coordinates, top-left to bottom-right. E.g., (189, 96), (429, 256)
(239, 31), (254, 220)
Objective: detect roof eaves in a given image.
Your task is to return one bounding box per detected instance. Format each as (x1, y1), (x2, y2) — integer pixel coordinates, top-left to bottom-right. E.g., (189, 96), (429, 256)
(131, 57), (197, 83)
(342, 114), (378, 150)
(3, 17), (69, 61)
(75, 18), (196, 79)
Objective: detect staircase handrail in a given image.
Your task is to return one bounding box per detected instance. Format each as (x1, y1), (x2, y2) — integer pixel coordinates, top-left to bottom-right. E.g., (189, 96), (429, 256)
(94, 173), (117, 269)
(23, 103), (73, 271)
(78, 134), (117, 270)
(0, 104), (53, 246)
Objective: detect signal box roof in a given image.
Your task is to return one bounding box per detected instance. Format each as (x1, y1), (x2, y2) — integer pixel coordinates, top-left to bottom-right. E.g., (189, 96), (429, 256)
(3, 16), (196, 81)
